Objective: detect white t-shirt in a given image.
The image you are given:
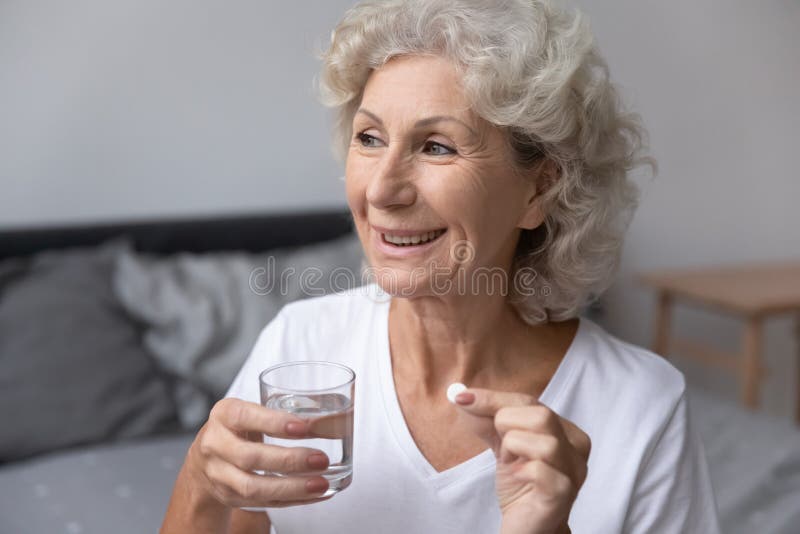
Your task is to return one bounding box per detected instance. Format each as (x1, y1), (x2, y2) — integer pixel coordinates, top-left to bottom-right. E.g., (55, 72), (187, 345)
(225, 284), (721, 533)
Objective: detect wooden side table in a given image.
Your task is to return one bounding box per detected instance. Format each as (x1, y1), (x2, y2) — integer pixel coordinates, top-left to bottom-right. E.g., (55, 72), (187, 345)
(638, 262), (800, 423)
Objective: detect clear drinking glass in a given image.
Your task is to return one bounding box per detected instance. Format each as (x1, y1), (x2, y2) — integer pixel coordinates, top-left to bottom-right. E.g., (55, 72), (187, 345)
(259, 361), (355, 497)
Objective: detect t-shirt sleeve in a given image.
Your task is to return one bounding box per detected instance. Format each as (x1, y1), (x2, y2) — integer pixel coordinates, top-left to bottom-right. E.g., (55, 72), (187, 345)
(622, 391), (721, 533)
(224, 308), (289, 405)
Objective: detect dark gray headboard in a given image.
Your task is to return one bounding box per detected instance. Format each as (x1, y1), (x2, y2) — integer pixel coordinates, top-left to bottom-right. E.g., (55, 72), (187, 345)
(0, 209), (354, 260)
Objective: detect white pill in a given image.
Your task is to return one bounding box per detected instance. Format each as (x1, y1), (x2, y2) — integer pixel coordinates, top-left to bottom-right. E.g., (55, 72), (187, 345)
(446, 382), (467, 404)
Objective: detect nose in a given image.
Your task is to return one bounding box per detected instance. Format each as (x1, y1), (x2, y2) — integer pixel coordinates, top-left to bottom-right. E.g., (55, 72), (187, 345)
(365, 149), (416, 210)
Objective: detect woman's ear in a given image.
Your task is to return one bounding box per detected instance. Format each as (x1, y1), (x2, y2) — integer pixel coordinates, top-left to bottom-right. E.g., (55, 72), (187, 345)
(517, 158), (559, 230)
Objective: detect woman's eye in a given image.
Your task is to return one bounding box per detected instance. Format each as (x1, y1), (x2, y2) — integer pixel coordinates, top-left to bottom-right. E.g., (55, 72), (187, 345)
(424, 141), (456, 156)
(356, 132), (382, 147)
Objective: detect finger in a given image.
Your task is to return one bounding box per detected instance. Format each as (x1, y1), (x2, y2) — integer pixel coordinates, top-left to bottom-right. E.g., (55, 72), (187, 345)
(511, 459), (576, 502)
(500, 429), (574, 476)
(494, 405), (590, 461)
(212, 398), (310, 439)
(453, 387), (537, 418)
(209, 460), (330, 507)
(306, 406), (354, 439)
(494, 405), (566, 440)
(209, 427), (330, 474)
(451, 388), (538, 454)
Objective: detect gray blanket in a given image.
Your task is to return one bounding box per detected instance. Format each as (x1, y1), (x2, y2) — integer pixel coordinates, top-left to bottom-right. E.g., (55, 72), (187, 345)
(689, 388), (800, 534)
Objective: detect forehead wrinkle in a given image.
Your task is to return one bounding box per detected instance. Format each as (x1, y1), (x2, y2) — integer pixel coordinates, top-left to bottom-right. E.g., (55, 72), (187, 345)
(413, 116), (479, 139)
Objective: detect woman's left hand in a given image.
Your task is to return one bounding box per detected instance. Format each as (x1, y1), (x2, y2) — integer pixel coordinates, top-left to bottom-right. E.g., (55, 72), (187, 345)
(453, 388), (591, 534)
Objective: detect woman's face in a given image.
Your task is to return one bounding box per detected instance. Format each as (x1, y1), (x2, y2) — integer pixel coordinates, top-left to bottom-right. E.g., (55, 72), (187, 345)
(346, 55), (543, 297)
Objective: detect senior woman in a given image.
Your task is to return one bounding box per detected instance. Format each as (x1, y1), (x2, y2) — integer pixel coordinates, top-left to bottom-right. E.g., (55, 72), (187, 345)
(162, 1), (720, 533)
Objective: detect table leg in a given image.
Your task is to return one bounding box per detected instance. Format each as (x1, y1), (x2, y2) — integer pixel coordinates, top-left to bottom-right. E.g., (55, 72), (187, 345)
(653, 291), (673, 358)
(741, 317), (763, 410)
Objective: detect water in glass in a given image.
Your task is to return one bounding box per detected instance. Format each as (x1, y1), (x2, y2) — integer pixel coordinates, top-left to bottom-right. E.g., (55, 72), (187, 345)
(265, 392), (353, 495)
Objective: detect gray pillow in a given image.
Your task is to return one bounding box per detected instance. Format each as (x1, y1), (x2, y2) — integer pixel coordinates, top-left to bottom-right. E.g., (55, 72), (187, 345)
(0, 240), (180, 462)
(112, 232), (365, 430)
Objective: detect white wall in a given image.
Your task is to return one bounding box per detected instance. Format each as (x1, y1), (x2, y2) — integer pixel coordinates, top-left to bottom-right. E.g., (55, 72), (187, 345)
(0, 0), (354, 228)
(575, 0), (800, 417)
(2, 1), (798, 415)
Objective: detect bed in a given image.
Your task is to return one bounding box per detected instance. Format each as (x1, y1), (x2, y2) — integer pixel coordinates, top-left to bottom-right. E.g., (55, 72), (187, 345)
(1, 210), (798, 534)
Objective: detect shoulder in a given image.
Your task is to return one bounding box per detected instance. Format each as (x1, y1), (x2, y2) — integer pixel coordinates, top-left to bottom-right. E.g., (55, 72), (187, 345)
(566, 321), (720, 532)
(583, 318), (685, 393)
(561, 319), (690, 467)
(279, 283), (387, 329)
(254, 283), (388, 353)
(226, 284), (386, 401)
(566, 318), (687, 425)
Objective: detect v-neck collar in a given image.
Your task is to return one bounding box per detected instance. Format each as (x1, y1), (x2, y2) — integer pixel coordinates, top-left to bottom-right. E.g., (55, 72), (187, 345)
(373, 286), (586, 491)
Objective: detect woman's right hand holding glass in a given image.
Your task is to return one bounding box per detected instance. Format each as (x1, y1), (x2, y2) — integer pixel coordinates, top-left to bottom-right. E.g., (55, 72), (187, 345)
(186, 397), (334, 509)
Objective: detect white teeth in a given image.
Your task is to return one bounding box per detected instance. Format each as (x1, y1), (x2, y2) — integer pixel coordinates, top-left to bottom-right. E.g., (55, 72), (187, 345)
(383, 229), (445, 246)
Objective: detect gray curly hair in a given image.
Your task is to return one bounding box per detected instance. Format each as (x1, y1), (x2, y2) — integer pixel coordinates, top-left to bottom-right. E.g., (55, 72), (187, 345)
(316, 0), (656, 325)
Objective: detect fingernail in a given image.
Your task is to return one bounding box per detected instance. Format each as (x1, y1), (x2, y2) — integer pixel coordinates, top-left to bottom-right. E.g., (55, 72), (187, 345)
(306, 453), (329, 470)
(306, 477), (329, 494)
(286, 421), (307, 436)
(455, 392), (475, 405)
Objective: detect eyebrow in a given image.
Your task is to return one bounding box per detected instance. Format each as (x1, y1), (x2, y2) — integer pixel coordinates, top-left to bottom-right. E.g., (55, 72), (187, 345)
(356, 108), (479, 139)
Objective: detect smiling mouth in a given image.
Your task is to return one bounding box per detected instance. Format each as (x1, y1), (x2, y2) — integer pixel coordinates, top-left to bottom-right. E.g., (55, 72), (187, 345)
(381, 228), (447, 247)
